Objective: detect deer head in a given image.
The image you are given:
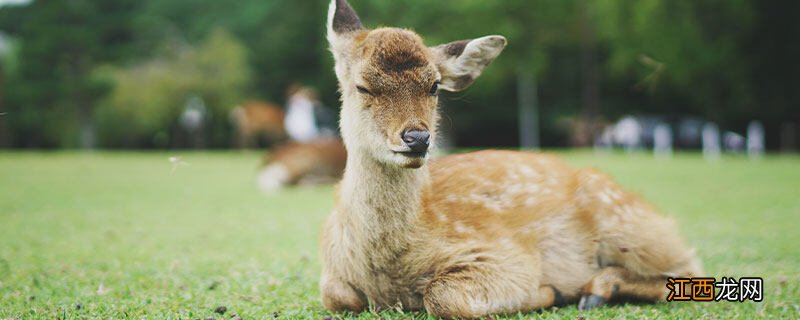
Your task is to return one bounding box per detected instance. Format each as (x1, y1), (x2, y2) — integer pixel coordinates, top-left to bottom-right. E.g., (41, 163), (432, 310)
(327, 0), (506, 169)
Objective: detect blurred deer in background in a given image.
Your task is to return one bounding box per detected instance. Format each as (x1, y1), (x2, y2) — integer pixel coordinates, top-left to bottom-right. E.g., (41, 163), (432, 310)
(319, 0), (703, 318)
(257, 136), (346, 193)
(230, 100), (286, 149)
(254, 84), (347, 193)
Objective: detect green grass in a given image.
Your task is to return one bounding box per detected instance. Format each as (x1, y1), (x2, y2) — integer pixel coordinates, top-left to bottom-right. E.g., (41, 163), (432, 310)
(0, 151), (797, 319)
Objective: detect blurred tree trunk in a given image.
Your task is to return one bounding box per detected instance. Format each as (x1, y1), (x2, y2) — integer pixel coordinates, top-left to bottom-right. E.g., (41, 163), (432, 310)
(517, 68), (539, 150)
(69, 54), (95, 149)
(78, 102), (96, 149)
(0, 63), (7, 147)
(578, 0), (600, 147)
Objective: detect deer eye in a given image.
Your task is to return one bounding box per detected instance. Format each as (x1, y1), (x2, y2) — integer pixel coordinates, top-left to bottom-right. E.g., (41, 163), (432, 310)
(356, 85), (372, 95)
(428, 81), (440, 96)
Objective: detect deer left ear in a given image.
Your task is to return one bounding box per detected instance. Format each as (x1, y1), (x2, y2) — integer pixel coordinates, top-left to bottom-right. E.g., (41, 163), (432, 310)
(430, 35), (507, 92)
(327, 0), (365, 81)
(327, 0), (363, 45)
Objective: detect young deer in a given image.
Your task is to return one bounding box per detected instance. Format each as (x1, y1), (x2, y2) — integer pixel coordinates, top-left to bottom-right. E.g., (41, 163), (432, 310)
(230, 100), (286, 149)
(320, 0), (703, 317)
(257, 137), (346, 193)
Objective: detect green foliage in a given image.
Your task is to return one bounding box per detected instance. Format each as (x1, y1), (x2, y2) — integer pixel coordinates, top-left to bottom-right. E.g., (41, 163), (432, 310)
(95, 29), (250, 148)
(0, 151), (797, 318)
(247, 0), (336, 105)
(0, 0), (141, 148)
(593, 0), (756, 123)
(0, 0), (797, 148)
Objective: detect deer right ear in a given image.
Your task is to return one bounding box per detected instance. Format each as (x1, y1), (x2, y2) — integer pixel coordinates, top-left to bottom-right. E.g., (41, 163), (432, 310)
(430, 35), (507, 92)
(327, 0), (363, 46)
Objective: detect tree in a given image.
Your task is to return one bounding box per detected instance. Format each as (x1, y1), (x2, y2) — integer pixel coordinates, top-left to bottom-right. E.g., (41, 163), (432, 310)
(593, 0), (755, 123)
(0, 0), (796, 149)
(95, 29), (250, 148)
(2, 0), (140, 148)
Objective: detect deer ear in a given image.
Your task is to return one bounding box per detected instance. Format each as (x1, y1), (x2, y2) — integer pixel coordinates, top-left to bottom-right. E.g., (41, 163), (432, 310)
(430, 35), (507, 92)
(327, 0), (363, 44)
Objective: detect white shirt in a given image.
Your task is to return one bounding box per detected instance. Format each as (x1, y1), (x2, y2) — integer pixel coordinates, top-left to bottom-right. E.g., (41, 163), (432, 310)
(284, 95), (319, 143)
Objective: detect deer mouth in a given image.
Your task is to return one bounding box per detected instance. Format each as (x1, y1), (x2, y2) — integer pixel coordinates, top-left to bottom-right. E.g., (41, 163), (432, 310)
(390, 145), (428, 158)
(394, 150), (427, 158)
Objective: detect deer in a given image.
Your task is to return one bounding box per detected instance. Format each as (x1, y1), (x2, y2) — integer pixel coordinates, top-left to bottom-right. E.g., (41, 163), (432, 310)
(230, 100), (286, 149)
(257, 137), (347, 193)
(320, 0), (703, 318)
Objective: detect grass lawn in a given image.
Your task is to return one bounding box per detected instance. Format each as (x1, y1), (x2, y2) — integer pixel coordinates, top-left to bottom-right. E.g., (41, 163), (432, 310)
(0, 150), (797, 319)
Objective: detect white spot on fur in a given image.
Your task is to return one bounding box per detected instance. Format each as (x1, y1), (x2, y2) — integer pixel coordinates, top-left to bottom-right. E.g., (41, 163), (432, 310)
(506, 183), (523, 195)
(519, 165), (538, 178)
(598, 187), (624, 205)
(446, 178), (545, 212)
(257, 164), (290, 193)
(620, 205), (642, 216)
(468, 193), (508, 212)
(436, 212), (448, 222)
(443, 163), (549, 212)
(499, 237), (515, 249)
(453, 221), (475, 234)
(607, 188), (624, 200)
(598, 192), (613, 204)
(597, 213), (621, 231)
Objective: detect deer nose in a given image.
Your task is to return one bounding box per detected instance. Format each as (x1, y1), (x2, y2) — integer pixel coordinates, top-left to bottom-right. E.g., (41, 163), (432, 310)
(402, 129), (430, 153)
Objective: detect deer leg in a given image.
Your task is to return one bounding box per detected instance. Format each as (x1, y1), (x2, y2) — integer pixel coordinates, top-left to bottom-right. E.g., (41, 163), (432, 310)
(423, 259), (556, 319)
(577, 231), (702, 310)
(578, 231), (703, 311)
(576, 169), (704, 310)
(320, 275), (367, 313)
(578, 266), (672, 310)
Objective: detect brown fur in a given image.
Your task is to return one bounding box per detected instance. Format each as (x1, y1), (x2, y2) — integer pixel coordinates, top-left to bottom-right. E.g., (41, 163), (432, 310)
(320, 1), (702, 318)
(230, 100), (285, 148)
(264, 137), (346, 186)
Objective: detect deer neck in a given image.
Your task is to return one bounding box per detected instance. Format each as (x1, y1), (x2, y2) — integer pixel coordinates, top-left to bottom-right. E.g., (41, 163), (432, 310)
(338, 151), (429, 254)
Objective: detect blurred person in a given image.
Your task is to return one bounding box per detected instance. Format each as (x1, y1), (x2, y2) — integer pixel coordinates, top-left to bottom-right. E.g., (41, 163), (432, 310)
(230, 100), (286, 149)
(747, 120), (765, 158)
(653, 123), (673, 158)
(723, 132), (745, 153)
(284, 84), (337, 143)
(613, 116), (643, 151)
(702, 122), (721, 160)
(177, 95), (209, 148)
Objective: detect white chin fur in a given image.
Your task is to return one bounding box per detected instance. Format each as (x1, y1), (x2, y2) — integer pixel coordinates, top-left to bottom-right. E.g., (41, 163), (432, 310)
(386, 152), (427, 168)
(257, 164), (290, 193)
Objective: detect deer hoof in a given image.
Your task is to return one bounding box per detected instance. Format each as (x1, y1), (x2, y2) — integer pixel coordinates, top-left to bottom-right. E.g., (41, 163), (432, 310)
(552, 287), (567, 307)
(577, 294), (606, 310)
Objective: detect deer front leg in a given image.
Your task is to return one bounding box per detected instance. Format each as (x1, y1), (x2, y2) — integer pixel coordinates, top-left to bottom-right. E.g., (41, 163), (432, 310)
(577, 266), (671, 310)
(320, 274), (367, 313)
(423, 261), (557, 319)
